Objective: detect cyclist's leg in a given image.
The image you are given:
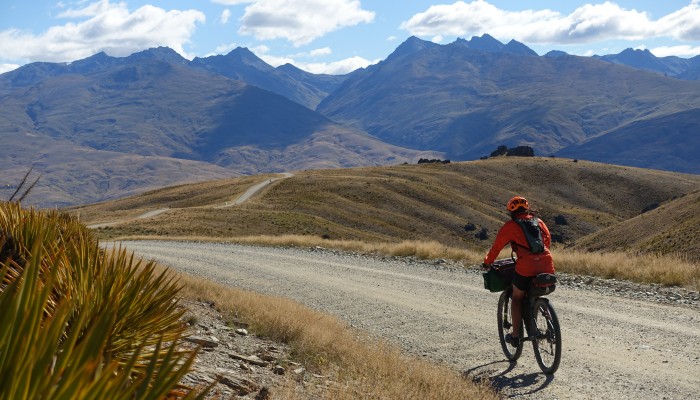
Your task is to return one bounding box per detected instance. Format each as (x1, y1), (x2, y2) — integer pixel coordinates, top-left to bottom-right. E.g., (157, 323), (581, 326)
(510, 272), (530, 339)
(511, 286), (525, 338)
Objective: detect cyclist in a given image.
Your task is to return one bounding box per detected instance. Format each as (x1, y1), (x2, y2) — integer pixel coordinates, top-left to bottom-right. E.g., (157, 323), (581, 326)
(482, 196), (555, 347)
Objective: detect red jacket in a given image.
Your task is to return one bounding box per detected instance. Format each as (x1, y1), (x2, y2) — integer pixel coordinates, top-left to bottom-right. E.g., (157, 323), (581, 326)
(484, 213), (555, 277)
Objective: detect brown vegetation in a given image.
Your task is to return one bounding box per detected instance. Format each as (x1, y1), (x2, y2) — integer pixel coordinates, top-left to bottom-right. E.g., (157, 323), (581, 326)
(74, 158), (700, 262)
(176, 268), (497, 399)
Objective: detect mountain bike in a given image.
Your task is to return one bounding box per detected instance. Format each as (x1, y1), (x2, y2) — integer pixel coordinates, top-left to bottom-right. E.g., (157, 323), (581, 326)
(487, 259), (562, 374)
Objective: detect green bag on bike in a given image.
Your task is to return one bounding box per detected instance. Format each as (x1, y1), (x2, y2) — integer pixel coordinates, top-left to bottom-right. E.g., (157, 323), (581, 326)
(482, 259), (516, 292)
(482, 269), (508, 292)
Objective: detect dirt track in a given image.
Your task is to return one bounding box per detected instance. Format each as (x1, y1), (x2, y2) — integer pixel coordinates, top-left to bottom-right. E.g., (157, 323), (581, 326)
(118, 240), (700, 399)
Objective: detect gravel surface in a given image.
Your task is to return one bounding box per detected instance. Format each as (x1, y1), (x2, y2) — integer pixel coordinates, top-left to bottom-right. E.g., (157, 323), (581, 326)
(117, 240), (700, 400)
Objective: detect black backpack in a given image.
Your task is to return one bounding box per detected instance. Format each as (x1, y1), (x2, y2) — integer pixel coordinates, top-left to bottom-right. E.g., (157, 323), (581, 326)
(514, 217), (545, 254)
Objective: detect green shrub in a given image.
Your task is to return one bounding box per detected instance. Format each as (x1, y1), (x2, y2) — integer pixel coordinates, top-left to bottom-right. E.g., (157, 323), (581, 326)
(0, 202), (208, 399)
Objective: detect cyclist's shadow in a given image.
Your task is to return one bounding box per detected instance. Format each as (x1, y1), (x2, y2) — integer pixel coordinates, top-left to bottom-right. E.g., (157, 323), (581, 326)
(463, 361), (554, 396)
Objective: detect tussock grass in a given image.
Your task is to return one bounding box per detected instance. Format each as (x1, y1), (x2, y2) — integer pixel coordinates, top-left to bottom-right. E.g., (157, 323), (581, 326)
(232, 234), (484, 261)
(176, 271), (497, 400)
(553, 249), (700, 290)
(0, 202), (208, 399)
(106, 234), (485, 261)
(118, 233), (700, 290)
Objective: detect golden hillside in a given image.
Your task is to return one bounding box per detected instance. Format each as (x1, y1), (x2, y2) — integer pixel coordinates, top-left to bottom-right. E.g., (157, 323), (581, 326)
(574, 189), (700, 258)
(73, 157), (700, 259)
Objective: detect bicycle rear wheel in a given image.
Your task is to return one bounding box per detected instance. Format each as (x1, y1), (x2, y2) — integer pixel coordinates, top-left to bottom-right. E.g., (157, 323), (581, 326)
(531, 298), (562, 374)
(497, 288), (523, 360)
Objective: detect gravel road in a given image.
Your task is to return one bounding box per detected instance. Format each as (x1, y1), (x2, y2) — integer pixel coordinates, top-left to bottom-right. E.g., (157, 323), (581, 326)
(117, 240), (700, 399)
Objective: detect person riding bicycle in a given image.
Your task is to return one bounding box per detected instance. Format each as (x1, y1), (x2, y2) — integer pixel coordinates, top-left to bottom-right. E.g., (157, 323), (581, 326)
(482, 196), (555, 347)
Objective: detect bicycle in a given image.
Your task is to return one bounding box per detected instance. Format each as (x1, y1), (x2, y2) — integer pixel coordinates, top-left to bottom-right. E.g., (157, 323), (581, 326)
(485, 259), (562, 374)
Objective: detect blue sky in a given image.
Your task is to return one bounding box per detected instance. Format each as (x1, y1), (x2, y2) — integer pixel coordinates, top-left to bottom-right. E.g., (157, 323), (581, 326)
(2, 1), (700, 74)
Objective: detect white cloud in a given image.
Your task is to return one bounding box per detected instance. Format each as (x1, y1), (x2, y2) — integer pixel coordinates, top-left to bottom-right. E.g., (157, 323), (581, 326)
(238, 0), (375, 46)
(432, 35), (444, 43)
(0, 63), (20, 74)
(250, 45), (373, 74)
(296, 56), (377, 74)
(656, 3), (700, 41)
(259, 54), (296, 66)
(387, 35), (397, 42)
(212, 0), (254, 4)
(220, 9), (232, 24)
(0, 1), (205, 63)
(56, 0), (113, 18)
(309, 47), (332, 57)
(400, 1), (700, 45)
(651, 44), (700, 57)
(212, 42), (239, 55)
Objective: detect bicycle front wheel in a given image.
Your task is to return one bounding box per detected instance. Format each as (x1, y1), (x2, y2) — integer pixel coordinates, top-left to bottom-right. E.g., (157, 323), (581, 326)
(532, 298), (562, 374)
(497, 288), (523, 361)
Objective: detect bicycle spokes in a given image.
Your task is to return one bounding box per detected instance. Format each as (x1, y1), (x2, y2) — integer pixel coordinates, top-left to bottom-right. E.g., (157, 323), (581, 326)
(532, 299), (562, 374)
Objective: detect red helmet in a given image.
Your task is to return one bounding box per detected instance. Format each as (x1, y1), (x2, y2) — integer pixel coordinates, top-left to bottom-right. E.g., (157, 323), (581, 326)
(507, 196), (529, 213)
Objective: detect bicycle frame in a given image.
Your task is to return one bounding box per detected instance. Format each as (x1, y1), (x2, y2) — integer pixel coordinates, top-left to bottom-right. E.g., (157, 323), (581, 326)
(496, 285), (562, 374)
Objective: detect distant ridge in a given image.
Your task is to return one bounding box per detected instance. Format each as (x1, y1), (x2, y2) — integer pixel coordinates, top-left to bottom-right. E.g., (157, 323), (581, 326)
(317, 36), (700, 171)
(2, 34), (700, 208)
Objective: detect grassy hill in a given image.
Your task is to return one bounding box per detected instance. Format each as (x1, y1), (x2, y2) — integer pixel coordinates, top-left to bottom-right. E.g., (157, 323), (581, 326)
(73, 157), (700, 260)
(574, 189), (700, 258)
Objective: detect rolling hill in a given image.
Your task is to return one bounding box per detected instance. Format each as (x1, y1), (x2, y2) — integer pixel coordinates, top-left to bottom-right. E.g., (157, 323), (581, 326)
(73, 158), (700, 260)
(573, 189), (700, 258)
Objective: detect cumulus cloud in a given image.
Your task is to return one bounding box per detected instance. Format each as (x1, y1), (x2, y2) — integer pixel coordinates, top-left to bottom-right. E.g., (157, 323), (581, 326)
(651, 44), (700, 58)
(0, 0), (205, 63)
(250, 45), (373, 74)
(238, 0), (375, 46)
(212, 0), (254, 4)
(309, 47), (332, 57)
(220, 9), (232, 24)
(400, 1), (700, 46)
(0, 64), (20, 74)
(296, 56), (377, 74)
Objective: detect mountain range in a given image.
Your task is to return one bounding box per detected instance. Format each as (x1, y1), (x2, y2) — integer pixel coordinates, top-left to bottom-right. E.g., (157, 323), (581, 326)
(1, 34), (698, 207)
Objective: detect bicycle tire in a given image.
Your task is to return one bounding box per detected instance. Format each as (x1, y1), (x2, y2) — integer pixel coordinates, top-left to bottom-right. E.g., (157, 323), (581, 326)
(531, 298), (562, 374)
(497, 288), (523, 360)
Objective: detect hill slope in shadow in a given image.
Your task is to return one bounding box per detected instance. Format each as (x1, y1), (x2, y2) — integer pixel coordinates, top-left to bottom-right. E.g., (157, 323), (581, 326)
(574, 189), (700, 258)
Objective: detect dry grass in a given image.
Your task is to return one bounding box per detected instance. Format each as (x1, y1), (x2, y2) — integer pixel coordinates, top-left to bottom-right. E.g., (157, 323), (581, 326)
(574, 189), (700, 259)
(121, 233), (700, 290)
(175, 268), (497, 400)
(553, 249), (700, 290)
(77, 158), (700, 256)
(74, 158), (700, 289)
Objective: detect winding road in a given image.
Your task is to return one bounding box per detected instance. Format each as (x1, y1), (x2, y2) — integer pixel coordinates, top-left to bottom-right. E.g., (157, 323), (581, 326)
(88, 173), (293, 228)
(116, 241), (700, 400)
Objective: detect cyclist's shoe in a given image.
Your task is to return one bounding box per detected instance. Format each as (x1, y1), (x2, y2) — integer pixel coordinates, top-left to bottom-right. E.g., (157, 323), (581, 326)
(505, 334), (520, 347)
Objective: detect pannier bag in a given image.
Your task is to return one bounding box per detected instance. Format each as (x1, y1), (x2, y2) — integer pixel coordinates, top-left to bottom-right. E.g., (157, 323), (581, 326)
(530, 273), (557, 296)
(482, 259), (516, 292)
